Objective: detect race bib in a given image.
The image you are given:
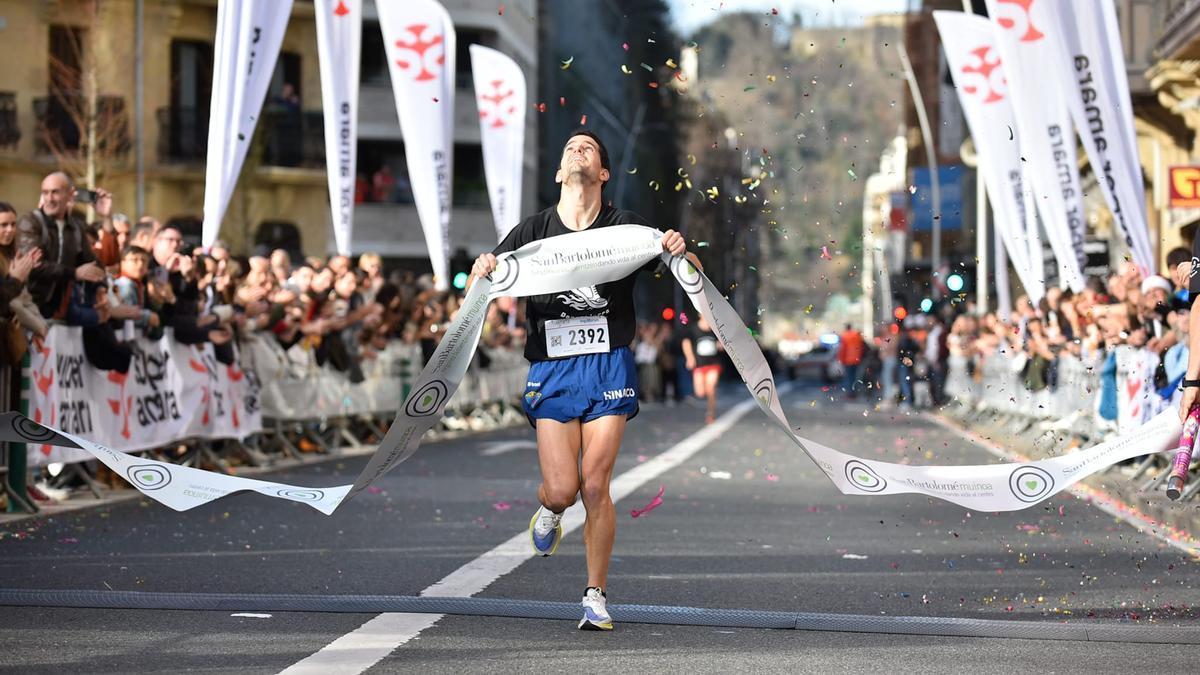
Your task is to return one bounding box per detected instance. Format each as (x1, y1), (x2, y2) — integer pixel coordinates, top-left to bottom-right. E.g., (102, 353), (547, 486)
(545, 316), (610, 358)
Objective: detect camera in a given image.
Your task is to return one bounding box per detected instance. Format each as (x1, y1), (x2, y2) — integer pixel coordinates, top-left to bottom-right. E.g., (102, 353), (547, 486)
(75, 188), (98, 204)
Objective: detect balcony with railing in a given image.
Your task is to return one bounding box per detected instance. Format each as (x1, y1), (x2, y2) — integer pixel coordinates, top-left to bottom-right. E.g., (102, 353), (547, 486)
(0, 92), (19, 151)
(32, 94), (129, 156)
(155, 106), (326, 168)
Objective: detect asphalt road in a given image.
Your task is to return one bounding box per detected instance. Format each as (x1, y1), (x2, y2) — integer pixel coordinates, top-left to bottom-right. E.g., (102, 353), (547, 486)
(3, 382), (1200, 673)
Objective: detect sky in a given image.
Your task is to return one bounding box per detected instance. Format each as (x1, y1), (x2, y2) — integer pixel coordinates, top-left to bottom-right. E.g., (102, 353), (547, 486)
(667, 0), (918, 35)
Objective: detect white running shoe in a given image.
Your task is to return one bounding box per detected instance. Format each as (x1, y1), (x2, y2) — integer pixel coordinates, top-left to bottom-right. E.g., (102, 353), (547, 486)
(578, 587), (613, 631)
(529, 505), (563, 556)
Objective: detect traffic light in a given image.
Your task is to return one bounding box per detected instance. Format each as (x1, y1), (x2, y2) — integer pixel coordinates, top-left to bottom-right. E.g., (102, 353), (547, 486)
(449, 247), (471, 291)
(946, 273), (965, 293)
(919, 298), (934, 313)
(893, 306), (908, 321)
(662, 307), (676, 321)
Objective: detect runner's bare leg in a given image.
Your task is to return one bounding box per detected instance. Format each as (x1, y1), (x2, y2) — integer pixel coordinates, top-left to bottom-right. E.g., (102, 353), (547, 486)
(536, 419), (582, 512)
(579, 414), (626, 589)
(704, 369), (720, 420)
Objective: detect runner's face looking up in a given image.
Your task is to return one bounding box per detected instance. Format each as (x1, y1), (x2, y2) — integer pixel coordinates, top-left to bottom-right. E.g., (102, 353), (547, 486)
(556, 135), (609, 188)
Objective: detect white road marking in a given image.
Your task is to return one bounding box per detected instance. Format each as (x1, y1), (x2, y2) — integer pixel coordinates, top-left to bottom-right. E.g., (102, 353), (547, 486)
(479, 439), (539, 456)
(279, 390), (779, 675)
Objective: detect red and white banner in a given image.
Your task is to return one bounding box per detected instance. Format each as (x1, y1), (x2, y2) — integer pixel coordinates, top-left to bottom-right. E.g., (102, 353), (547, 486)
(377, 0), (455, 289)
(1042, 0), (1154, 273)
(202, 0), (294, 248)
(470, 45), (526, 241)
(985, 0), (1087, 293)
(315, 0), (362, 256)
(25, 327), (262, 466)
(933, 10), (1045, 302)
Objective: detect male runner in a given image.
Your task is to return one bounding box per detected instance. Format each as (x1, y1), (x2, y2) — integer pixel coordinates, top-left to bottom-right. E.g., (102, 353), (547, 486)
(471, 130), (688, 630)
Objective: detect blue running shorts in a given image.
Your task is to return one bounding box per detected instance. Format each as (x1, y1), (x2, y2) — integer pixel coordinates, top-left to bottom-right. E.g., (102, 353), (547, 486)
(522, 346), (639, 427)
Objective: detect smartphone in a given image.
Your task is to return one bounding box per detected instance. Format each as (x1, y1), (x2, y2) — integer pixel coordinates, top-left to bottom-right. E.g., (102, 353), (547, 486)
(75, 188), (97, 204)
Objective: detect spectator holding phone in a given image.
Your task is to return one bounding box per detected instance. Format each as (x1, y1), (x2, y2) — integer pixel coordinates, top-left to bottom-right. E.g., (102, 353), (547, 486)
(16, 171), (107, 320)
(148, 226), (204, 340)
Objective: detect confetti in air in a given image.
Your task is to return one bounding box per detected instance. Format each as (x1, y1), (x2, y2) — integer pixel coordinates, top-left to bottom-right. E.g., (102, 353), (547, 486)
(630, 485), (665, 518)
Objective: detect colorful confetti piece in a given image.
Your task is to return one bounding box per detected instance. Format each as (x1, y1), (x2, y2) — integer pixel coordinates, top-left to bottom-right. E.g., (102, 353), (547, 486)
(630, 485), (665, 518)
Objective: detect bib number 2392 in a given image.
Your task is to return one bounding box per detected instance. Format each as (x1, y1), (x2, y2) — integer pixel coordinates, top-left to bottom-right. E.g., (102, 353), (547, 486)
(545, 316), (610, 358)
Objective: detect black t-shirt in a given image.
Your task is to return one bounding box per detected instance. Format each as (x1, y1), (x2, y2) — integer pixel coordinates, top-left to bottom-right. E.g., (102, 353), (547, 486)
(493, 204), (657, 362)
(685, 324), (721, 367)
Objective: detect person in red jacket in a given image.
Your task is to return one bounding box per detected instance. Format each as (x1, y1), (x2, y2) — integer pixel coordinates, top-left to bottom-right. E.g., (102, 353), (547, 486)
(837, 323), (865, 399)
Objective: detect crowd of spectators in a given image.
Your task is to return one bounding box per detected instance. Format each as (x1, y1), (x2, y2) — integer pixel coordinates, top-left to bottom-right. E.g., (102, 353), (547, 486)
(845, 255), (1192, 424)
(0, 171), (529, 507)
(0, 171), (525, 383)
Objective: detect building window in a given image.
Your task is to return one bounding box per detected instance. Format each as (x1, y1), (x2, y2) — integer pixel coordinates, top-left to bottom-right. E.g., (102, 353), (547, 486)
(38, 25), (87, 152)
(357, 141), (415, 204)
(453, 144), (488, 207)
(0, 92), (21, 150)
(49, 25), (85, 94)
(355, 142), (488, 208)
(255, 220), (303, 258)
(269, 52), (303, 103)
(456, 30), (497, 87)
(165, 39), (213, 161)
(361, 21), (389, 85)
(263, 52), (306, 167)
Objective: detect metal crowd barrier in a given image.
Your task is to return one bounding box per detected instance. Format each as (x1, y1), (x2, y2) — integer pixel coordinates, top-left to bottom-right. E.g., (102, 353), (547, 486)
(243, 333), (527, 456)
(6, 327), (529, 507)
(1, 360), (37, 514)
(945, 349), (1200, 502)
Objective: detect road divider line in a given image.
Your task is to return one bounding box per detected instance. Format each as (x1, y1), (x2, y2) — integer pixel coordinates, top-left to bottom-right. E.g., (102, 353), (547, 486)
(279, 388), (784, 675)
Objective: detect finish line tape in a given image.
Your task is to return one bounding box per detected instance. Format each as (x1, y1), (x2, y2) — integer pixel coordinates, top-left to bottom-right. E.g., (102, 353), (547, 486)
(0, 226), (1181, 513)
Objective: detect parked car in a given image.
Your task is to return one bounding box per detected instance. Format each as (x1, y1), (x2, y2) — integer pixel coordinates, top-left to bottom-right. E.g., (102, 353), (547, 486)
(782, 342), (843, 383)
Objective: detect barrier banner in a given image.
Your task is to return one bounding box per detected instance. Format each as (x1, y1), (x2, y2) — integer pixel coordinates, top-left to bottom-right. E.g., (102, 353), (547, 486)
(202, 0), (294, 248)
(470, 44), (526, 240)
(933, 11), (1045, 301)
(315, 0), (363, 256)
(984, 0), (1087, 292)
(24, 327), (261, 466)
(243, 336), (417, 420)
(1, 226), (1184, 514)
(1115, 345), (1159, 436)
(178, 341), (262, 441)
(1041, 0), (1154, 273)
(377, 0), (456, 289)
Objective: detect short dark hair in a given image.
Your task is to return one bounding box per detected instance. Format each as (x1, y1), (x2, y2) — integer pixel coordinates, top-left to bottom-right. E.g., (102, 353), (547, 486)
(563, 129), (611, 183)
(0, 201), (15, 216)
(121, 245), (150, 259)
(1167, 246), (1191, 269)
